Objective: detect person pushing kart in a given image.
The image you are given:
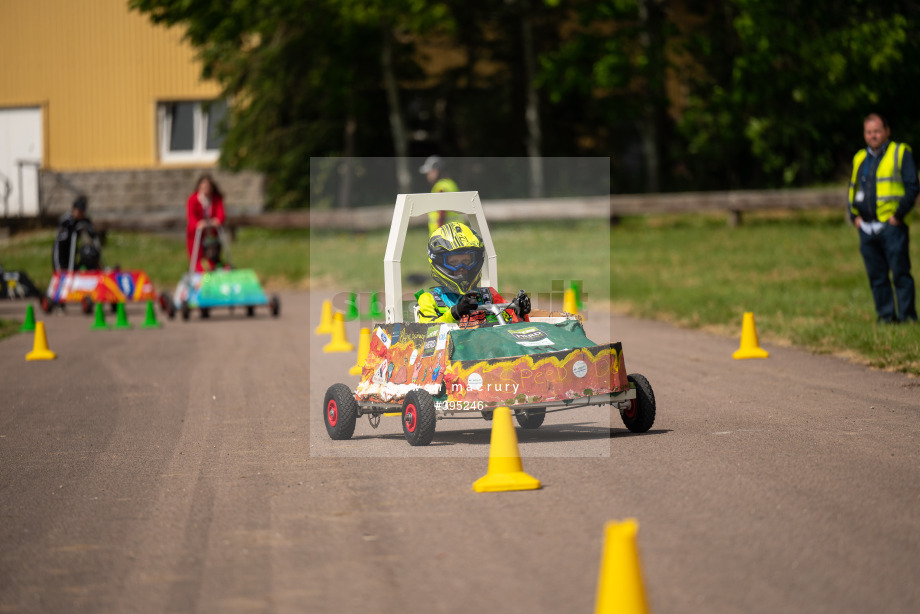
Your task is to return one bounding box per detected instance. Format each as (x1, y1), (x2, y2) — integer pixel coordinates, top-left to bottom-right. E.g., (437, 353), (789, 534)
(52, 196), (101, 272)
(415, 221), (531, 324)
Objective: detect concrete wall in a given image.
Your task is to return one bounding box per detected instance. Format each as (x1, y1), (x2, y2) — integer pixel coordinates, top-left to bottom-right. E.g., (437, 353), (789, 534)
(40, 168), (265, 219)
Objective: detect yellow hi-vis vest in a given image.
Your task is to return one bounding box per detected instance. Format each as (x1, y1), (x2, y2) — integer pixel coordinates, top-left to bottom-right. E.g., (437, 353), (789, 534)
(849, 142), (912, 223)
(427, 177), (463, 235)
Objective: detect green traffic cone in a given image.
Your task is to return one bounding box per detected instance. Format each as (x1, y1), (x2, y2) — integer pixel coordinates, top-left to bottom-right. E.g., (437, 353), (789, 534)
(20, 303), (36, 332)
(571, 280), (584, 310)
(344, 292), (359, 321)
(364, 292), (384, 320)
(113, 302), (132, 330)
(91, 302), (111, 331)
(140, 300), (161, 329)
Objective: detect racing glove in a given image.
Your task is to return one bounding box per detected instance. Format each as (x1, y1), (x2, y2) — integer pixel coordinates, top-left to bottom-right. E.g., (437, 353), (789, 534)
(450, 292), (479, 320)
(517, 292), (531, 316)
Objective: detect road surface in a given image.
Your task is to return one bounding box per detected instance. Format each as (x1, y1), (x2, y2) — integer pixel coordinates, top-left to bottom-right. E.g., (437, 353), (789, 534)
(1, 291), (918, 613)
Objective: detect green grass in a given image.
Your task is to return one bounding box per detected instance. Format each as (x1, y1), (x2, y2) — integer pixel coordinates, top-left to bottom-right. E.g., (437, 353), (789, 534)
(3, 214), (918, 374)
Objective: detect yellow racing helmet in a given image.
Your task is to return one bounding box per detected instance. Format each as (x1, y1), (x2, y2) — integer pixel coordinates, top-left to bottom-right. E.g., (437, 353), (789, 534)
(427, 222), (485, 294)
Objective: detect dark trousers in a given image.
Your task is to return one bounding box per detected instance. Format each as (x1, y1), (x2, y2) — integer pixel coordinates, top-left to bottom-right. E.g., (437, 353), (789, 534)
(859, 223), (917, 322)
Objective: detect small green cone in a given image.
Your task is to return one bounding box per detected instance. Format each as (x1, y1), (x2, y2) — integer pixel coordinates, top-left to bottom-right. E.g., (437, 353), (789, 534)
(140, 300), (161, 329)
(20, 303), (36, 332)
(344, 292), (359, 321)
(113, 302), (132, 330)
(91, 302), (111, 331)
(364, 292), (384, 320)
(571, 280), (583, 311)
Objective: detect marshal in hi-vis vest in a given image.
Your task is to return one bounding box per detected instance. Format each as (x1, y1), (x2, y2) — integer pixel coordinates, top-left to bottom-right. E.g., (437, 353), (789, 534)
(849, 142), (912, 223)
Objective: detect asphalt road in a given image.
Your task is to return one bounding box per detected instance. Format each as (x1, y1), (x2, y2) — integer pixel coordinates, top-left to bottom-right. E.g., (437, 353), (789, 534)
(1, 291), (919, 614)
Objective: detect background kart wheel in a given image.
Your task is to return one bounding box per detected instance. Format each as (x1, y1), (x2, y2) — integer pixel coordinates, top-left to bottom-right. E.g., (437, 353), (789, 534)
(270, 295), (281, 317)
(81, 296), (93, 315)
(40, 295), (54, 314)
(167, 301), (176, 320)
(622, 373), (656, 433)
(110, 302), (118, 314)
(515, 409), (546, 429)
(481, 410), (494, 421)
(158, 292), (170, 313)
(402, 389), (436, 446)
(181, 301), (190, 321)
(246, 306), (255, 317)
(200, 307), (210, 319)
(324, 383), (357, 440)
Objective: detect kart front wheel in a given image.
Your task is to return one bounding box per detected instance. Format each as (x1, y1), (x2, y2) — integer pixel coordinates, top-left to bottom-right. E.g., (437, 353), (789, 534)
(181, 301), (190, 321)
(402, 389), (436, 446)
(622, 373), (656, 433)
(270, 295), (281, 317)
(515, 409), (546, 429)
(324, 383), (357, 440)
(41, 295), (55, 314)
(81, 296), (93, 315)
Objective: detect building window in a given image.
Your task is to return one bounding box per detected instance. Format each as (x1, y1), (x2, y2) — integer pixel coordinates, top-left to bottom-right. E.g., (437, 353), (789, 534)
(158, 100), (226, 163)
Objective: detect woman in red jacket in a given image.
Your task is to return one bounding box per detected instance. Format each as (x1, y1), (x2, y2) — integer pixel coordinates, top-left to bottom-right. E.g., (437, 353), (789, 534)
(186, 174), (226, 272)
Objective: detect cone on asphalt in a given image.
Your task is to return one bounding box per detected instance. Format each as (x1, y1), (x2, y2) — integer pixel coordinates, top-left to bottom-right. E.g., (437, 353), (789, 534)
(594, 519), (650, 614)
(571, 280), (584, 310)
(91, 302), (111, 331)
(323, 312), (354, 352)
(472, 406), (541, 493)
(363, 292), (384, 321)
(20, 303), (36, 332)
(113, 302), (132, 330)
(349, 327), (371, 375)
(26, 321), (57, 361)
(563, 287), (579, 315)
(315, 300), (334, 334)
(140, 300), (161, 329)
(343, 292), (359, 321)
(732, 312), (768, 359)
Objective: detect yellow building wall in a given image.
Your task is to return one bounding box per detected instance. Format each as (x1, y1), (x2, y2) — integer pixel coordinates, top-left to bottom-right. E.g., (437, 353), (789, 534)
(0, 0), (220, 170)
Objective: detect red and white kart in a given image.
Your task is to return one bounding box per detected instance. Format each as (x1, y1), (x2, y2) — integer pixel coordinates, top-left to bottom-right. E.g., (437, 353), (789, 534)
(323, 192), (655, 446)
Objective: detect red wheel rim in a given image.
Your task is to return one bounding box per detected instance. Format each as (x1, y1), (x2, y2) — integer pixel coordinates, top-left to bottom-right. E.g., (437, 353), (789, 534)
(623, 400), (637, 420)
(327, 400), (338, 426)
(404, 404), (417, 433)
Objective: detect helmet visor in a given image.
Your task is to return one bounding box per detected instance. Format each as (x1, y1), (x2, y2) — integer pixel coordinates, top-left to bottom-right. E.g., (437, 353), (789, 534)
(443, 250), (479, 271)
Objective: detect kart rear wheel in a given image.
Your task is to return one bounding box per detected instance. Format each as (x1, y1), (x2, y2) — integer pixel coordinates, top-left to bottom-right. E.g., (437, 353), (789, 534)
(481, 410), (494, 421)
(515, 409), (546, 429)
(158, 292), (170, 313)
(402, 389), (436, 446)
(246, 306), (255, 317)
(200, 307), (210, 319)
(324, 383), (357, 440)
(167, 300), (176, 320)
(181, 301), (190, 321)
(40, 295), (55, 314)
(270, 295), (281, 317)
(622, 373), (656, 433)
(81, 296), (93, 315)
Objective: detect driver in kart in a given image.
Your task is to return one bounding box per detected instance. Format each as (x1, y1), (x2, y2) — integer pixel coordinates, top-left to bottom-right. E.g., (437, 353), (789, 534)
(415, 221), (531, 324)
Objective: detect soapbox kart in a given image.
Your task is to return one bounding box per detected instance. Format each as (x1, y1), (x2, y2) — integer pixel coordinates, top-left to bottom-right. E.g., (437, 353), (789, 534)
(164, 225), (280, 320)
(322, 191), (656, 446)
(42, 231), (156, 314)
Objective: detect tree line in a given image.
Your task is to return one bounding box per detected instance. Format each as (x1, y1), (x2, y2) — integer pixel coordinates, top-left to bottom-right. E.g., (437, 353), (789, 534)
(130, 0), (920, 208)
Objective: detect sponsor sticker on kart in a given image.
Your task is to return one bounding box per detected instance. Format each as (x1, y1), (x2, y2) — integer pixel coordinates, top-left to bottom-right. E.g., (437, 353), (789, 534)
(573, 360), (588, 378)
(506, 326), (555, 347)
(373, 360), (389, 384)
(421, 326), (439, 358)
(467, 373), (483, 391)
(436, 325), (449, 351)
(375, 327), (392, 348)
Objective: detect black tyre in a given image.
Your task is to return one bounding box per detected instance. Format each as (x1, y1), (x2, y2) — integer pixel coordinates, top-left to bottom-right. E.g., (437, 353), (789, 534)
(40, 295), (54, 314)
(167, 301), (176, 320)
(158, 291), (170, 313)
(181, 301), (190, 321)
(402, 389), (436, 446)
(622, 373), (656, 433)
(270, 295), (280, 317)
(481, 410), (494, 421)
(110, 302), (118, 314)
(200, 307), (210, 319)
(324, 383), (358, 440)
(515, 409), (546, 429)
(81, 296), (93, 315)
(246, 305), (255, 317)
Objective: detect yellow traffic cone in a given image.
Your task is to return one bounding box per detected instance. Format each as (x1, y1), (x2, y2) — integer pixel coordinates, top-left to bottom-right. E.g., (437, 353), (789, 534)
(315, 299), (335, 334)
(595, 519), (650, 614)
(26, 321), (57, 361)
(732, 312), (769, 359)
(349, 327), (371, 375)
(563, 287), (578, 315)
(472, 406), (541, 493)
(323, 312), (354, 352)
